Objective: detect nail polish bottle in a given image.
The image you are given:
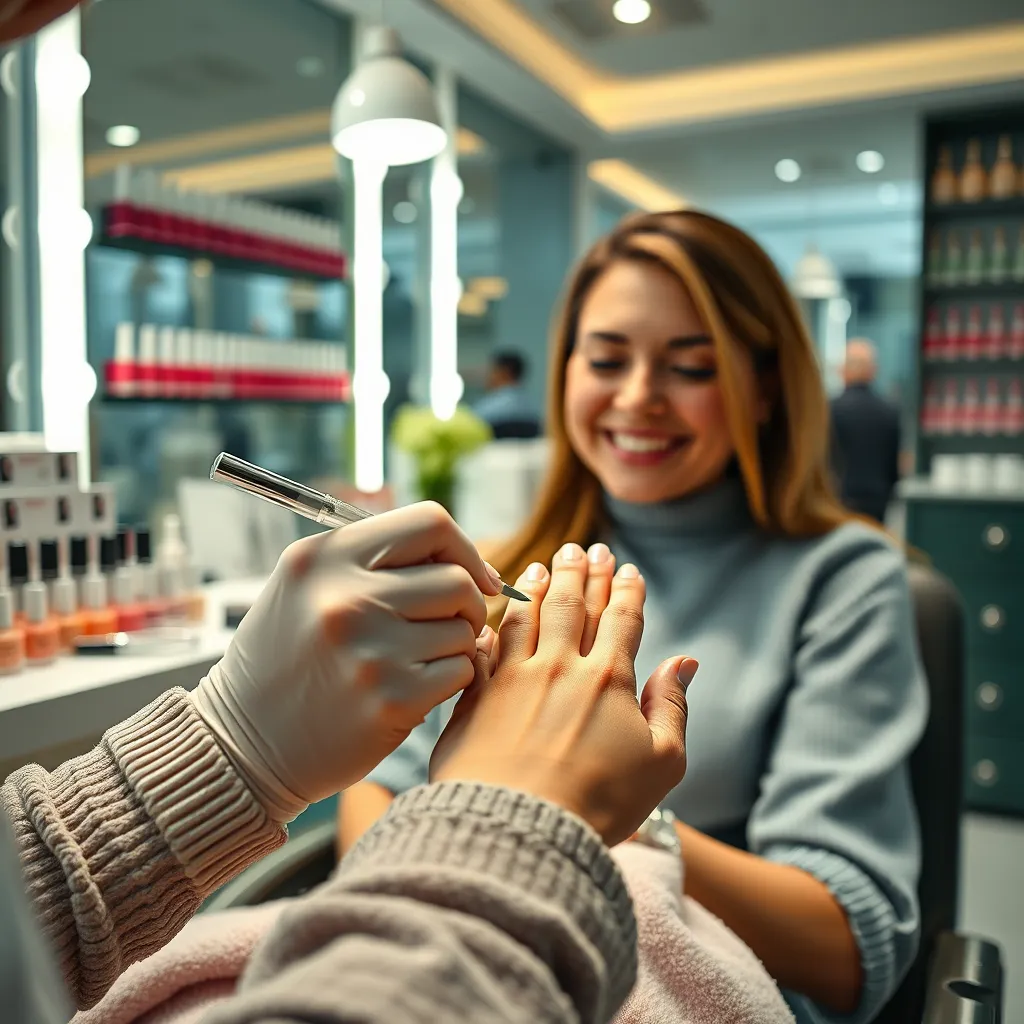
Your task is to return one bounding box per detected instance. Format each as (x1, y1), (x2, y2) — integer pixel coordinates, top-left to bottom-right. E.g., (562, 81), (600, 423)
(8, 542), (29, 623)
(0, 584), (25, 675)
(39, 539), (59, 604)
(79, 537), (119, 636)
(135, 527), (165, 624)
(51, 539), (84, 652)
(181, 562), (206, 624)
(22, 548), (59, 665)
(112, 566), (147, 632)
(70, 535), (89, 605)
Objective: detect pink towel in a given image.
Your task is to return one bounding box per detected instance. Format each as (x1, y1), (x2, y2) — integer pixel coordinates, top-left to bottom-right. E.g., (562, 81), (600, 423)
(75, 847), (793, 1024)
(610, 843), (794, 1024)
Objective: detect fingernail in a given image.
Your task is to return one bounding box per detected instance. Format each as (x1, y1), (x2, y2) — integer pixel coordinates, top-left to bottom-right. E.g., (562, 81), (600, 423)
(587, 542), (611, 564)
(526, 562), (548, 582)
(677, 659), (698, 690)
(483, 561), (504, 589)
(560, 543), (581, 562)
(618, 563), (640, 580)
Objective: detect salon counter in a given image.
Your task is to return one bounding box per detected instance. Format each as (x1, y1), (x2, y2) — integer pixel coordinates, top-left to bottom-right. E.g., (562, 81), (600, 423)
(0, 578), (266, 767)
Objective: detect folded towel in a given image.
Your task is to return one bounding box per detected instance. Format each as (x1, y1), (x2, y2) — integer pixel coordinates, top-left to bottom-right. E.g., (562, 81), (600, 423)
(610, 843), (794, 1024)
(72, 903), (282, 1024)
(75, 845), (794, 1024)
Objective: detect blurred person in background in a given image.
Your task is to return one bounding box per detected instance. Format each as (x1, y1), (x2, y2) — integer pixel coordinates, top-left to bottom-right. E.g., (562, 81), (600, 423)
(475, 350), (541, 438)
(830, 339), (902, 524)
(341, 210), (928, 1024)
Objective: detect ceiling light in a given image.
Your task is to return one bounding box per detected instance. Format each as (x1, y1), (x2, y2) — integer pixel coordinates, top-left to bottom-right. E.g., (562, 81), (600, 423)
(878, 182), (899, 206)
(612, 0), (652, 25)
(331, 26), (446, 167)
(296, 56), (325, 78)
(392, 200), (418, 224)
(775, 158), (801, 183)
(105, 124), (140, 148)
(856, 149), (885, 173)
(792, 245), (842, 299)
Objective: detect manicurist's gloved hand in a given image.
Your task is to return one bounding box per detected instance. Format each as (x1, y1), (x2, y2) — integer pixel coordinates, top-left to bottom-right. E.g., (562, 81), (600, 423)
(191, 502), (504, 822)
(431, 543), (698, 847)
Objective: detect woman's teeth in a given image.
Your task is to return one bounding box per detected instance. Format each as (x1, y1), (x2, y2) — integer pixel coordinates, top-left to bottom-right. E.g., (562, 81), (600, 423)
(610, 433), (675, 453)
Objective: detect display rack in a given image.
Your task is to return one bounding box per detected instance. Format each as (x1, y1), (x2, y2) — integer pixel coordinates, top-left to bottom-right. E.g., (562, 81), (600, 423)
(905, 104), (1024, 818)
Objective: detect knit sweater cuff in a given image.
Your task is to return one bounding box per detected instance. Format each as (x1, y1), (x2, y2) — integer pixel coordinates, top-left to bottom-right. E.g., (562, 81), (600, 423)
(341, 782), (637, 1020)
(766, 844), (901, 1024)
(4, 687), (285, 1008)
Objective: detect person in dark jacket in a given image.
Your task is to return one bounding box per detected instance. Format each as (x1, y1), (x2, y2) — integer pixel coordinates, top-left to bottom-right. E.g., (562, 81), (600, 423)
(830, 339), (901, 523)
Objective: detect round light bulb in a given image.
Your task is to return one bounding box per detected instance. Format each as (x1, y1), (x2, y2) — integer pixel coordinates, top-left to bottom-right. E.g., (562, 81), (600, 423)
(613, 0), (652, 25)
(856, 150), (885, 174)
(878, 182), (899, 206)
(393, 200), (418, 224)
(105, 124), (140, 148)
(775, 158), (801, 183)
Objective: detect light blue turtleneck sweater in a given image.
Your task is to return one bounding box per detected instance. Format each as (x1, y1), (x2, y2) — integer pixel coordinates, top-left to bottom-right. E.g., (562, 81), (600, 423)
(365, 477), (929, 1024)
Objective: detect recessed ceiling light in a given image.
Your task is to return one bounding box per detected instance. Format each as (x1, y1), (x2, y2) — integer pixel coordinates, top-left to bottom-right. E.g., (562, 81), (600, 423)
(775, 158), (801, 183)
(105, 125), (140, 148)
(612, 0), (652, 25)
(856, 150), (885, 174)
(878, 182), (899, 206)
(296, 56), (325, 78)
(393, 201), (418, 224)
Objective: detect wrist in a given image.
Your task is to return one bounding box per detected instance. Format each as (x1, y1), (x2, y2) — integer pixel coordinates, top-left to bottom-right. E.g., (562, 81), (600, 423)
(190, 668), (309, 823)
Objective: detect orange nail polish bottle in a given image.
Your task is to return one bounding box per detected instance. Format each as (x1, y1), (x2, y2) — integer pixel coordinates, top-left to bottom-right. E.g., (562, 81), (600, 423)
(79, 537), (119, 637)
(0, 586), (25, 675)
(22, 580), (59, 665)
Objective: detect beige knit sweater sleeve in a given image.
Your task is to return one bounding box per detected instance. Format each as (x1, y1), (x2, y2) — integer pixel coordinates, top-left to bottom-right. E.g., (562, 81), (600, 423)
(3, 688), (639, 1024)
(0, 688), (287, 1009)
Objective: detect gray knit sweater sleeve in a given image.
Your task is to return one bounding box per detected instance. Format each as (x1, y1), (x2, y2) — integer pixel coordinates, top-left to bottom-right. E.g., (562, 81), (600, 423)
(208, 783), (637, 1024)
(1, 688), (287, 1010)
(3, 688), (637, 1024)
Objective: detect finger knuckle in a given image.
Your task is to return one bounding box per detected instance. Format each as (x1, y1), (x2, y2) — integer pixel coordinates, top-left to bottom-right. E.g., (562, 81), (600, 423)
(607, 601), (644, 632)
(418, 500), (454, 531)
(544, 588), (585, 615)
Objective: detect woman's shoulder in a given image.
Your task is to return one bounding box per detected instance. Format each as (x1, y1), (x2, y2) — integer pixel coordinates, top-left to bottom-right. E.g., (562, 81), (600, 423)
(765, 519), (910, 602)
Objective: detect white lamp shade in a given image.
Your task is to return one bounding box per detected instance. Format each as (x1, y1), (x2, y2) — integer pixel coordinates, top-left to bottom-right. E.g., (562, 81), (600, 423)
(792, 245), (842, 300)
(331, 27), (446, 167)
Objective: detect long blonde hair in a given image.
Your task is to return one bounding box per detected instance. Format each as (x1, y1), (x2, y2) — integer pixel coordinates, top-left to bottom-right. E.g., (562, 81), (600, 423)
(488, 209), (854, 609)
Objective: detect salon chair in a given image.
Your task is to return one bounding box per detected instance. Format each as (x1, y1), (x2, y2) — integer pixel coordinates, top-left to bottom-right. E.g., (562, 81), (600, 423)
(205, 563), (1004, 1023)
(490, 417), (542, 440)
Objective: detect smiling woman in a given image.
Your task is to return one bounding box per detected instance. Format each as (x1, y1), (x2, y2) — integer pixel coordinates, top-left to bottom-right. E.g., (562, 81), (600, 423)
(344, 209), (929, 1024)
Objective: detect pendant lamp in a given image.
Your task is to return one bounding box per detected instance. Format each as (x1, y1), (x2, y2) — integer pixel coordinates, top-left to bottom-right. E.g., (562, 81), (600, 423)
(331, 26), (446, 167)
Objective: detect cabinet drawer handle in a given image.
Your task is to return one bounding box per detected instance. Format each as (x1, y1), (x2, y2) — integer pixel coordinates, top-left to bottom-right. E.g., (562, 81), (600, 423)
(972, 759), (999, 787)
(983, 524), (1010, 551)
(976, 682), (1003, 710)
(980, 605), (1005, 631)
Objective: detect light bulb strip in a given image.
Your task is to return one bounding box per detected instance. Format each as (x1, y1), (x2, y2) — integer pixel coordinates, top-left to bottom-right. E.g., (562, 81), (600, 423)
(35, 9), (91, 484)
(429, 67), (463, 422)
(351, 158), (389, 494)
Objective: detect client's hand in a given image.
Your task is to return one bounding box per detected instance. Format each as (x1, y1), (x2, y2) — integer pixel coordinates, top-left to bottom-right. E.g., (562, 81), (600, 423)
(430, 543), (697, 846)
(191, 502), (503, 822)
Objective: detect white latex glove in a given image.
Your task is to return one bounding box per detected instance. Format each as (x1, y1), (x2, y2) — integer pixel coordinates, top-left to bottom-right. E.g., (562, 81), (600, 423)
(191, 502), (503, 822)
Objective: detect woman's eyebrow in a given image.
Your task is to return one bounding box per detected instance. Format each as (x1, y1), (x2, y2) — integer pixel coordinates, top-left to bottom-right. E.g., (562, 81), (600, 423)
(584, 331), (711, 348)
(668, 334), (712, 349)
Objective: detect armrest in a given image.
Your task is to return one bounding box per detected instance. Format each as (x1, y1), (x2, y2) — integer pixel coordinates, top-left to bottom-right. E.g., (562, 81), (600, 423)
(203, 820), (337, 912)
(921, 930), (1003, 1024)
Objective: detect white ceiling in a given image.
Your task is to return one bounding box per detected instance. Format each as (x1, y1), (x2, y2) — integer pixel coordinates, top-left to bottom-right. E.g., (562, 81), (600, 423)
(81, 0), (348, 152)
(511, 0), (1024, 77)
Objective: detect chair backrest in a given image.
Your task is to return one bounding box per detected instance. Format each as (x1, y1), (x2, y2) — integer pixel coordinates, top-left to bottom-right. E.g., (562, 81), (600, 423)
(875, 562), (964, 1022)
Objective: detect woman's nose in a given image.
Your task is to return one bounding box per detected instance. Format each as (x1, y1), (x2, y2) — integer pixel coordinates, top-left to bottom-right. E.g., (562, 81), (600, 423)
(613, 364), (665, 412)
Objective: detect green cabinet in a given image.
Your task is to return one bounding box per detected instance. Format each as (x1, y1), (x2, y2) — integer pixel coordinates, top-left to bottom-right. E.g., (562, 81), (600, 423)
(906, 496), (1024, 815)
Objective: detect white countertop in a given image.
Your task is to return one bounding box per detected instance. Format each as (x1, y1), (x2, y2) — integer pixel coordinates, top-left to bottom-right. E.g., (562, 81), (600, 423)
(0, 578), (267, 764)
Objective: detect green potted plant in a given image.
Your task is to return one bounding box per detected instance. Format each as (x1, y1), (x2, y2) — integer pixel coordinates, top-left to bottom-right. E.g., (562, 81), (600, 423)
(390, 404), (493, 514)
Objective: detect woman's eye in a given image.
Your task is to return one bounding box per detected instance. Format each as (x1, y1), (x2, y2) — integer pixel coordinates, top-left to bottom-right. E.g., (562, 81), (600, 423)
(672, 366), (717, 381)
(589, 359), (624, 372)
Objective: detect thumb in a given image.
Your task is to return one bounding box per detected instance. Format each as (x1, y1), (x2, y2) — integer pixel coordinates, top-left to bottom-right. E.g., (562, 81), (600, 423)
(639, 657), (697, 766)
